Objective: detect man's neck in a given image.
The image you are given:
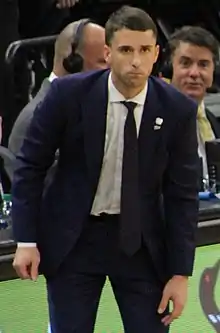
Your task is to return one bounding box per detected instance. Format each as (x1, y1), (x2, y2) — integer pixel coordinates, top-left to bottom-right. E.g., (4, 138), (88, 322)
(52, 66), (68, 77)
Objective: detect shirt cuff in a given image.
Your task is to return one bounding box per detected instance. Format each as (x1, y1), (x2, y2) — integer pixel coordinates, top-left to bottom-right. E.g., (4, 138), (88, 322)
(17, 242), (37, 247)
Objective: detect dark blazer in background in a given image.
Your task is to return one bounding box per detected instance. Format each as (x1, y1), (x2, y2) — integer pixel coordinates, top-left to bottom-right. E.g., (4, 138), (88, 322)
(206, 108), (220, 138)
(12, 69), (199, 281)
(8, 78), (51, 155)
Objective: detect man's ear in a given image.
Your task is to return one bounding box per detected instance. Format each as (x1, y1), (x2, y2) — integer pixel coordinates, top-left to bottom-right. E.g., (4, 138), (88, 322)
(104, 45), (111, 66)
(154, 44), (160, 64)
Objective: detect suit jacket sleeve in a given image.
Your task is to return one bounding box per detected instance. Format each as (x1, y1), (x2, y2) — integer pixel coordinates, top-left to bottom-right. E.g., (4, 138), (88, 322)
(163, 102), (199, 277)
(12, 79), (67, 242)
(9, 103), (37, 156)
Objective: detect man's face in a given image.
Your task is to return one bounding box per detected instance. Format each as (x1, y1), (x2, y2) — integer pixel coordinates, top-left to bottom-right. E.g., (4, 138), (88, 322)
(82, 24), (107, 71)
(171, 42), (215, 102)
(104, 28), (159, 90)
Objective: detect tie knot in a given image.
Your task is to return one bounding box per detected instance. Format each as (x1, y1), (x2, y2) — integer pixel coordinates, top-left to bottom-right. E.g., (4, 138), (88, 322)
(121, 101), (137, 113)
(197, 105), (205, 119)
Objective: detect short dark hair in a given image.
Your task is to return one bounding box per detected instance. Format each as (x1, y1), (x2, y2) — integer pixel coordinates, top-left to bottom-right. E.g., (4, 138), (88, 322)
(105, 5), (157, 46)
(168, 26), (219, 63)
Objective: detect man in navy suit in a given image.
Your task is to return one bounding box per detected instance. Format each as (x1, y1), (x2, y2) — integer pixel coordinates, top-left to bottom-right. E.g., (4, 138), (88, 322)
(12, 5), (199, 333)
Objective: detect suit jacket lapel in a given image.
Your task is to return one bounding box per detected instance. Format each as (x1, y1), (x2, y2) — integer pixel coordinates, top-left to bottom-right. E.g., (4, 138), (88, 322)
(82, 70), (109, 195)
(139, 78), (165, 158)
(138, 78), (168, 191)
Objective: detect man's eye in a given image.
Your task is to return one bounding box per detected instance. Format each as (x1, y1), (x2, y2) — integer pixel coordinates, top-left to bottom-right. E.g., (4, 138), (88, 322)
(200, 62), (209, 68)
(181, 60), (191, 67)
(141, 47), (151, 53)
(121, 47), (132, 53)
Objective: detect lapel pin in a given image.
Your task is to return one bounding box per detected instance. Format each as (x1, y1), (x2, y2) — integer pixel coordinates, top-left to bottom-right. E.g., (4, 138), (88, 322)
(155, 117), (163, 126)
(154, 125), (161, 130)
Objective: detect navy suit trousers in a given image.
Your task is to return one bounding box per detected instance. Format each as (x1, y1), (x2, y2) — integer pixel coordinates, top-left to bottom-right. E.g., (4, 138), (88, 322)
(46, 215), (169, 333)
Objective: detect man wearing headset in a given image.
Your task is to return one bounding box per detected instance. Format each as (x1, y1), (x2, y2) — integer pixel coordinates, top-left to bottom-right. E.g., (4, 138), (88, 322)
(9, 19), (106, 156)
(160, 26), (220, 180)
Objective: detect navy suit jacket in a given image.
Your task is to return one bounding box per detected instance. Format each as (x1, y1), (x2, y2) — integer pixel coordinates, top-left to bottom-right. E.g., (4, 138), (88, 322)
(12, 69), (199, 280)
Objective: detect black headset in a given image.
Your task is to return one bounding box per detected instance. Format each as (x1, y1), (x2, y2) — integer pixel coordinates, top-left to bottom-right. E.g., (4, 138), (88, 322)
(159, 43), (173, 79)
(63, 18), (92, 74)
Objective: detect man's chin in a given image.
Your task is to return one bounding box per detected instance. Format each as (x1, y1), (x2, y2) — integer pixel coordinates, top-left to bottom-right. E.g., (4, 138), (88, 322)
(126, 78), (146, 88)
(184, 89), (204, 103)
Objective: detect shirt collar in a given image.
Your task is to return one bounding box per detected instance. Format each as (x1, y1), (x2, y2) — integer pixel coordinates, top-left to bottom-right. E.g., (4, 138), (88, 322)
(108, 72), (148, 105)
(200, 100), (205, 110)
(48, 72), (58, 83)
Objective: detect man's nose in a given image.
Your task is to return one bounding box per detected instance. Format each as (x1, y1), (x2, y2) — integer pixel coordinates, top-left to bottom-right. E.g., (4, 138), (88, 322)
(131, 51), (141, 68)
(188, 64), (200, 78)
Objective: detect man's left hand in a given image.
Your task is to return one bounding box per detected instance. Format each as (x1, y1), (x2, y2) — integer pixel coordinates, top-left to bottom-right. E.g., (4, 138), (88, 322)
(158, 275), (188, 326)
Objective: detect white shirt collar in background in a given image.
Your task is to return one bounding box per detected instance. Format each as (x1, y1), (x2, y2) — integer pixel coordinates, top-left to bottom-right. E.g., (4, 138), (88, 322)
(48, 72), (58, 83)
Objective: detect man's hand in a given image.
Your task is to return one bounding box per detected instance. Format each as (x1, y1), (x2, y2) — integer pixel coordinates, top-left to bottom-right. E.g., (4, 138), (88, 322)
(158, 275), (188, 326)
(56, 0), (80, 9)
(13, 247), (40, 281)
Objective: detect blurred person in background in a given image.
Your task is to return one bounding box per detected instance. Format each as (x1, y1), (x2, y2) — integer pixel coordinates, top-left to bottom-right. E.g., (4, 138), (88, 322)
(9, 19), (106, 156)
(0, 0), (81, 191)
(164, 26), (220, 179)
(0, 0), (81, 140)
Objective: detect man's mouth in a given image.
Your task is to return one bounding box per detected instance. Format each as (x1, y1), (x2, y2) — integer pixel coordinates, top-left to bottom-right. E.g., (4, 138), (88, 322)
(186, 82), (203, 87)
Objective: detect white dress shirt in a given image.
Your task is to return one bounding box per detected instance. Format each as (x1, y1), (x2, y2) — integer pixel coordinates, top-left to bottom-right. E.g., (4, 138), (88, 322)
(17, 73), (148, 247)
(48, 72), (58, 83)
(91, 73), (147, 215)
(197, 101), (215, 180)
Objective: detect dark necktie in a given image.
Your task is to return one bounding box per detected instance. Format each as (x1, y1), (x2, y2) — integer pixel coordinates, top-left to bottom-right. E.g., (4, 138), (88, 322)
(120, 101), (142, 256)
